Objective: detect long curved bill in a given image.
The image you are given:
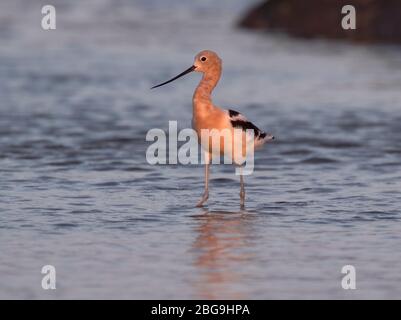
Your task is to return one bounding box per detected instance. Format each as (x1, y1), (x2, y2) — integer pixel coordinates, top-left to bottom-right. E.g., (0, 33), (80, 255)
(151, 65), (196, 89)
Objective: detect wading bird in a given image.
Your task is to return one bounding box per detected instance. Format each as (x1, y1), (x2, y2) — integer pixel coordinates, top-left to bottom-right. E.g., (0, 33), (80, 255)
(152, 50), (274, 208)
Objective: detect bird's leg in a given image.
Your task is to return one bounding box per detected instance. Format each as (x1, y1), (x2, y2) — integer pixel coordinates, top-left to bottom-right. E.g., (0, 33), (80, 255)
(196, 152), (210, 207)
(240, 168), (245, 208)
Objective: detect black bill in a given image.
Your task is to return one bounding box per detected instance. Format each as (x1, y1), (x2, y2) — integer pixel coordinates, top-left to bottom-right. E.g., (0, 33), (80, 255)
(151, 65), (196, 89)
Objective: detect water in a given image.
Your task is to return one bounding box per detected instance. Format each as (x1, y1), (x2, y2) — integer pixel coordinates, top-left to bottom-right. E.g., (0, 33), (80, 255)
(1, 0), (401, 299)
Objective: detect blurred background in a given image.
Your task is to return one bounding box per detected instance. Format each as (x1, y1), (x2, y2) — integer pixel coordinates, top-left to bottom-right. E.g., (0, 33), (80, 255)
(1, 0), (401, 299)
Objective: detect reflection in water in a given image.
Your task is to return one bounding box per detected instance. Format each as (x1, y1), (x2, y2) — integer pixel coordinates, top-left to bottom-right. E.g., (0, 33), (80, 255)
(191, 209), (256, 299)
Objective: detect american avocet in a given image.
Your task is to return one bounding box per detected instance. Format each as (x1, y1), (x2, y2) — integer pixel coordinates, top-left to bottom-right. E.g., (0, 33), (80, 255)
(152, 50), (274, 208)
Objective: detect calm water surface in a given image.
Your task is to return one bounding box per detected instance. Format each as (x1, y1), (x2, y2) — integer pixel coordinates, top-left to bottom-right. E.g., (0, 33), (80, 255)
(1, 0), (401, 299)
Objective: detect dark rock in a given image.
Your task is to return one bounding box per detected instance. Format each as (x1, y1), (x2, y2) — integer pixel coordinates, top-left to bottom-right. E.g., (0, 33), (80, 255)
(238, 0), (401, 44)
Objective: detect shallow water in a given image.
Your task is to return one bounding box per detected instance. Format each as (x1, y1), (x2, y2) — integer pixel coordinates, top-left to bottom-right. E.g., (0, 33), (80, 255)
(1, 0), (401, 299)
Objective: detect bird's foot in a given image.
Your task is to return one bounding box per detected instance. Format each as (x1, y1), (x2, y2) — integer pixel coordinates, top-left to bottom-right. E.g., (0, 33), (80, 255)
(196, 191), (209, 207)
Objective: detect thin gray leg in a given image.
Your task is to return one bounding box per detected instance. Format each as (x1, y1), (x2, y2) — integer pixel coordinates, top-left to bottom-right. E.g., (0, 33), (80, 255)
(240, 168), (245, 208)
(196, 153), (210, 207)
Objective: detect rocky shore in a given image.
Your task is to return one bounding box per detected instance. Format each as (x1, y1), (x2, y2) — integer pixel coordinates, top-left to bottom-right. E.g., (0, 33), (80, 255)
(238, 0), (401, 44)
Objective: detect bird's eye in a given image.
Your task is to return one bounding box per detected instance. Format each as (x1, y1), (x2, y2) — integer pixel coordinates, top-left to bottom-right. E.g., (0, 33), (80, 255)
(200, 56), (207, 62)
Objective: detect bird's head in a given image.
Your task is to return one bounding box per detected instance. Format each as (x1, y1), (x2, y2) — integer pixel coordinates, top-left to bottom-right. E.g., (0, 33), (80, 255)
(151, 50), (222, 89)
(193, 50), (222, 74)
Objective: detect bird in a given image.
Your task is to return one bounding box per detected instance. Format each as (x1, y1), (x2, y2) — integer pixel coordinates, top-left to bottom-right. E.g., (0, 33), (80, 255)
(151, 50), (274, 208)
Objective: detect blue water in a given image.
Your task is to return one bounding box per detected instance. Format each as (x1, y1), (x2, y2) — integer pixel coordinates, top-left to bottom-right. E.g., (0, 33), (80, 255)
(1, 0), (401, 299)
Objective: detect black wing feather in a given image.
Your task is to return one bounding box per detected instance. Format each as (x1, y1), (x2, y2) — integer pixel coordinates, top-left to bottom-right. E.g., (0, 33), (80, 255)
(228, 109), (266, 138)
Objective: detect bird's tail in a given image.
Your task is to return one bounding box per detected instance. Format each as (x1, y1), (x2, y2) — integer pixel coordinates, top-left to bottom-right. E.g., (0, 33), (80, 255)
(260, 132), (275, 142)
(254, 132), (275, 149)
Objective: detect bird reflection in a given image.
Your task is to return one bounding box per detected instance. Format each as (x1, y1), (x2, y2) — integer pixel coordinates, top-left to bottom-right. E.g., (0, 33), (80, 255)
(191, 209), (255, 299)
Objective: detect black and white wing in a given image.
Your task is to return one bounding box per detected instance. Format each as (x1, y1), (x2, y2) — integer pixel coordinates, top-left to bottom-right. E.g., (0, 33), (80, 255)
(228, 109), (274, 143)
